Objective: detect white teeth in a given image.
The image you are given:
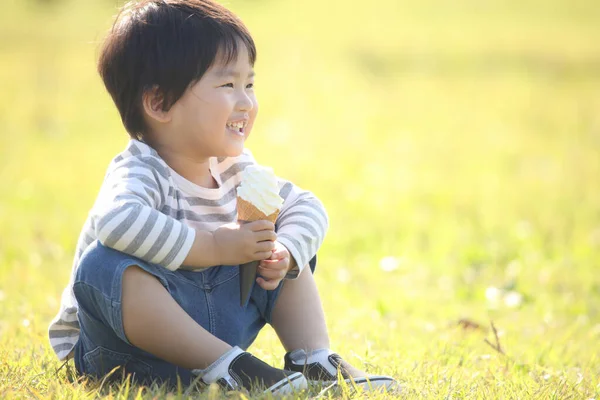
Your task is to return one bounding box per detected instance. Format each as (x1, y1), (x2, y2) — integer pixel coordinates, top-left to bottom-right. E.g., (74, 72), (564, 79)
(227, 121), (246, 129)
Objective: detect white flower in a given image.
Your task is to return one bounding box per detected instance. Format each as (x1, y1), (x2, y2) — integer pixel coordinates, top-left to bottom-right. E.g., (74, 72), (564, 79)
(503, 291), (523, 308)
(379, 256), (401, 272)
(485, 287), (502, 303)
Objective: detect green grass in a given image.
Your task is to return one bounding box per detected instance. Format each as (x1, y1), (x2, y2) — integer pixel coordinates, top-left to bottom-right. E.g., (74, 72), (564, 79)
(1, 0), (600, 398)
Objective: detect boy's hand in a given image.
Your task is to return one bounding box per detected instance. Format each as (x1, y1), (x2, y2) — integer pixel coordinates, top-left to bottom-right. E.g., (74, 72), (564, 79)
(212, 220), (276, 265)
(256, 241), (295, 290)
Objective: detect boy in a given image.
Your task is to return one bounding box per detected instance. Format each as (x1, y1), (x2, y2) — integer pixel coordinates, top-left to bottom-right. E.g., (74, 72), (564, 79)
(48, 0), (398, 394)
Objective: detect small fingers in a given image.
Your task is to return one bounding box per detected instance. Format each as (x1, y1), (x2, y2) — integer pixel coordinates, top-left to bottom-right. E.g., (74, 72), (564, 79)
(258, 265), (286, 280)
(247, 220), (275, 232)
(255, 230), (277, 242)
(256, 241), (276, 253)
(270, 248), (289, 260)
(256, 277), (282, 291)
(253, 251), (273, 261)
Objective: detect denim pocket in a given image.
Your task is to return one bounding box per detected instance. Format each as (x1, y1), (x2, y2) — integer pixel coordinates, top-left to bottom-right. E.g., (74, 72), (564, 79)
(83, 346), (153, 381)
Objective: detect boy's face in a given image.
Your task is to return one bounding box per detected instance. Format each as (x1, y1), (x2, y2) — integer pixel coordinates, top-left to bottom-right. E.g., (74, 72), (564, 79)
(168, 43), (257, 159)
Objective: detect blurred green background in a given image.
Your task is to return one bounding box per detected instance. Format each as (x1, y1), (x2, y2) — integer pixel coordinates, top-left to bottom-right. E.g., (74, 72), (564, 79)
(1, 0), (600, 398)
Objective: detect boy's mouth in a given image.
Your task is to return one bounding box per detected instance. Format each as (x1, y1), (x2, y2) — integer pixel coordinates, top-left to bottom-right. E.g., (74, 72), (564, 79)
(226, 120), (247, 137)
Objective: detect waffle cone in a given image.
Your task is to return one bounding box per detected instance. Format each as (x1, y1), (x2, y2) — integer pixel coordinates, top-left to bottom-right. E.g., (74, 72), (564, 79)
(237, 197), (279, 223)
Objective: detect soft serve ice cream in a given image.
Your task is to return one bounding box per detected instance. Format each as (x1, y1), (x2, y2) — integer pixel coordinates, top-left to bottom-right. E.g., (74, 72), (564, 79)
(236, 165), (284, 307)
(236, 165), (284, 222)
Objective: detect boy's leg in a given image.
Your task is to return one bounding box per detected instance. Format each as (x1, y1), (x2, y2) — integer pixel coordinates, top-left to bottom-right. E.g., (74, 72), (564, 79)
(269, 265), (330, 352)
(121, 265), (231, 369)
(122, 266), (306, 394)
(74, 241), (306, 393)
(270, 264), (399, 391)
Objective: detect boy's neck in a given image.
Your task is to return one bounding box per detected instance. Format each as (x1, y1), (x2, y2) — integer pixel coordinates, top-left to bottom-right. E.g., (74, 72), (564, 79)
(155, 146), (218, 189)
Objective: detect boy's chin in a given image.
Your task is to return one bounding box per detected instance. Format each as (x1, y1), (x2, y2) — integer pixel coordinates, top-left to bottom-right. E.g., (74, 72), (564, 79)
(221, 144), (245, 158)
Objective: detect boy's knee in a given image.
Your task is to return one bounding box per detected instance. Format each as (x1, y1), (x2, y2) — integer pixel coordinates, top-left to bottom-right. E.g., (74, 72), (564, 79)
(75, 241), (169, 299)
(75, 240), (123, 287)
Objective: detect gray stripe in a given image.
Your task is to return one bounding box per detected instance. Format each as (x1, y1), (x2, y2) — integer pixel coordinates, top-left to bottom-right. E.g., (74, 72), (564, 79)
(113, 155), (124, 164)
(184, 186), (237, 207)
(161, 206), (237, 223)
(157, 225), (189, 266)
(134, 141), (158, 157)
(141, 157), (171, 182)
(50, 329), (80, 339)
(96, 202), (137, 233)
(279, 182), (293, 200)
(122, 209), (159, 254)
(143, 217), (174, 261)
(162, 205), (181, 220)
(143, 185), (159, 204)
(117, 159), (155, 173)
(141, 161), (168, 205)
(104, 204), (143, 247)
(278, 195), (327, 225)
(64, 306), (77, 314)
(295, 199), (328, 226)
(277, 218), (319, 238)
(122, 173), (160, 191)
(278, 234), (307, 267)
(304, 233), (319, 255)
(128, 143), (141, 156)
(113, 191), (153, 208)
(277, 210), (326, 236)
(117, 159), (169, 183)
(53, 319), (79, 329)
(53, 342), (77, 354)
(112, 157), (166, 204)
(220, 161), (252, 183)
(217, 157), (227, 164)
(83, 232), (95, 245)
(111, 177), (159, 198)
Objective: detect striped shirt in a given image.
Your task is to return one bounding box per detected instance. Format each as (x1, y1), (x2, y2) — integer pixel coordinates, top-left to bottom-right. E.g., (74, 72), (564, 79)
(48, 139), (328, 360)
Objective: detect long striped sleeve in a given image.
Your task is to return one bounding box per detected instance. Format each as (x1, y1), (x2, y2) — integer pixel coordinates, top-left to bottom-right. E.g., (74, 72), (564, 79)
(239, 150), (329, 277)
(276, 179), (328, 277)
(90, 151), (195, 271)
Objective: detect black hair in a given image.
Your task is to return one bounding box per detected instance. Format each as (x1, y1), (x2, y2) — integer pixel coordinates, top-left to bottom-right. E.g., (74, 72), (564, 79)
(98, 0), (256, 139)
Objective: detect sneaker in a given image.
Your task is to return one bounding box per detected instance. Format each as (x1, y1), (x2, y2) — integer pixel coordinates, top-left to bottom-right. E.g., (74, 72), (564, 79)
(196, 347), (307, 395)
(284, 349), (399, 392)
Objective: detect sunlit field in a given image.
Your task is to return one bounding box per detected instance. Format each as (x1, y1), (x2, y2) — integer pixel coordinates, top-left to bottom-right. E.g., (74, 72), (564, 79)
(1, 0), (600, 398)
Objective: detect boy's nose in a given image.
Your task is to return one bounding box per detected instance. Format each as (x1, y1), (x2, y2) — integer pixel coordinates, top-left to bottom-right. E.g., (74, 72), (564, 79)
(236, 92), (254, 112)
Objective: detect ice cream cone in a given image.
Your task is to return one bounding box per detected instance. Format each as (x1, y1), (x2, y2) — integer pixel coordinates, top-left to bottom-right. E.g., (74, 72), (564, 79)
(236, 165), (284, 307)
(237, 197), (280, 307)
(237, 196), (279, 223)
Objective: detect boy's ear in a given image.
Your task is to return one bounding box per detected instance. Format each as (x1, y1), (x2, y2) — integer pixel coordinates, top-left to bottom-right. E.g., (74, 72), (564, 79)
(142, 86), (172, 123)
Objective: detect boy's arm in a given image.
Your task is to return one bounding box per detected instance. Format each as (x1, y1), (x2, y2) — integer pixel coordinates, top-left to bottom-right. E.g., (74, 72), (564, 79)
(91, 156), (204, 270)
(92, 155), (275, 270)
(237, 149), (328, 277)
(275, 179), (329, 278)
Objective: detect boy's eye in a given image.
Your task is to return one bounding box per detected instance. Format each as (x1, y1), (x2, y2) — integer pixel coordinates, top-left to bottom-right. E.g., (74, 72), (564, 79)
(220, 82), (253, 89)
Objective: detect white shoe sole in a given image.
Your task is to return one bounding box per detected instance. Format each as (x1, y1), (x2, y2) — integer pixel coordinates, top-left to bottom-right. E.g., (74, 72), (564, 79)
(345, 375), (401, 392)
(267, 372), (308, 395)
(312, 375), (400, 393)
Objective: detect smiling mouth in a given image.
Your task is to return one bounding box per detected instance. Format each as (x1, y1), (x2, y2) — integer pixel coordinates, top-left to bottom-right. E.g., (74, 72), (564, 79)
(226, 120), (247, 136)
